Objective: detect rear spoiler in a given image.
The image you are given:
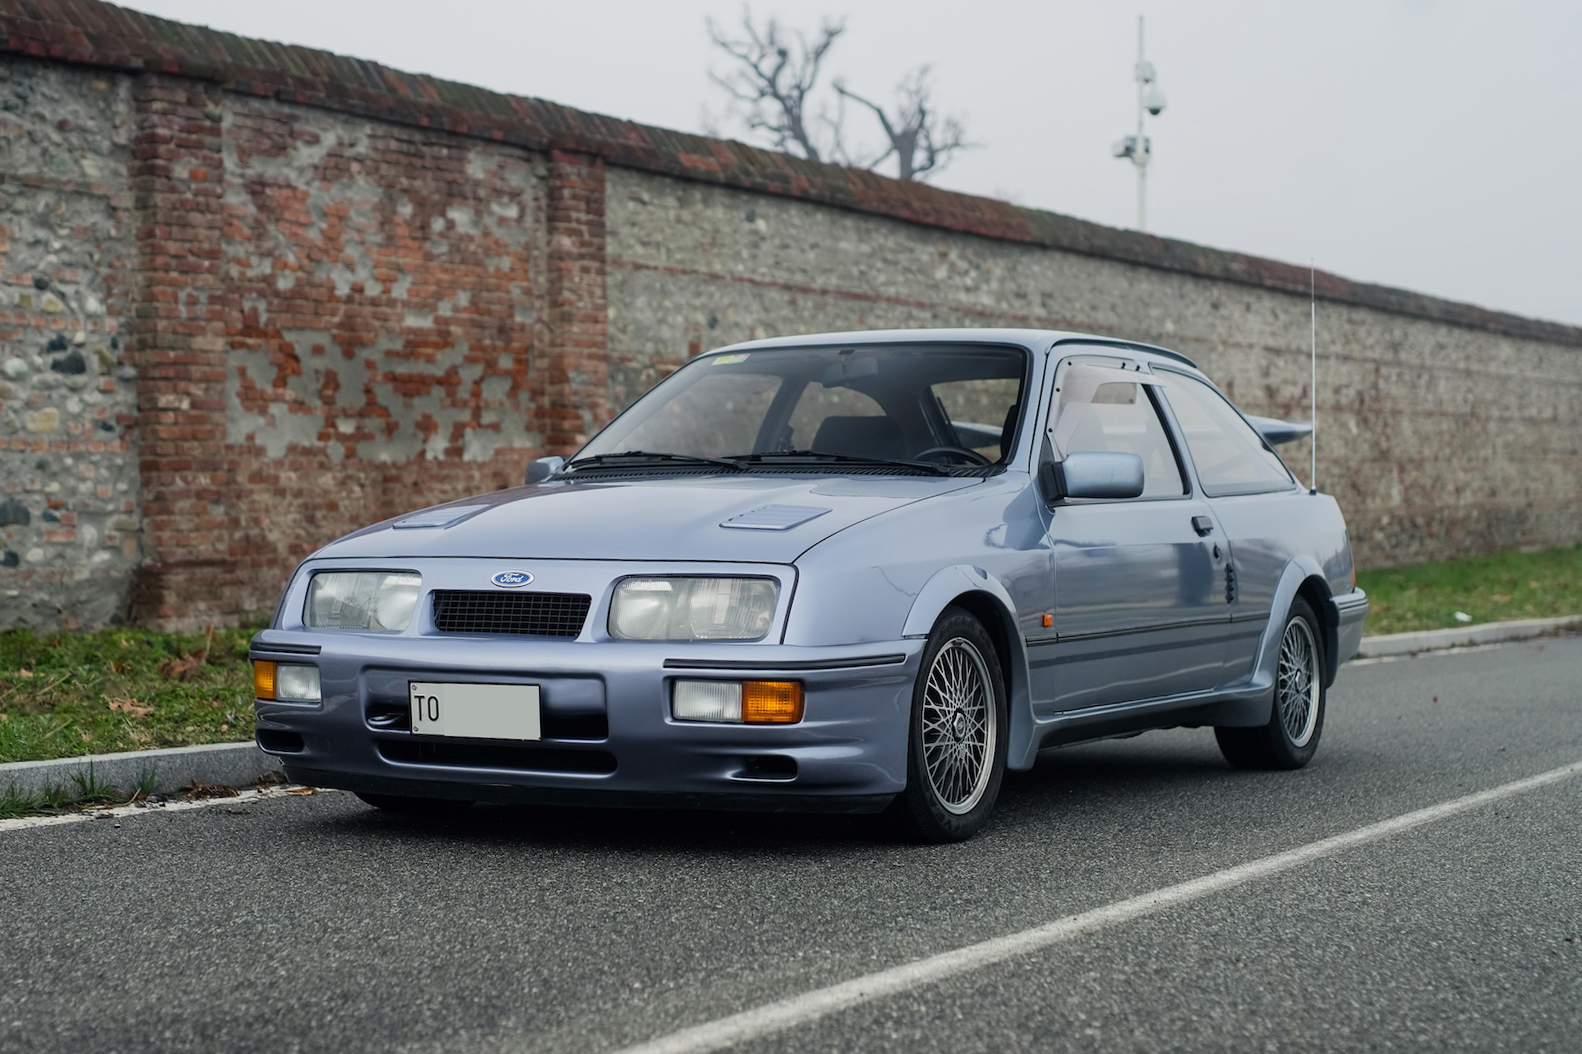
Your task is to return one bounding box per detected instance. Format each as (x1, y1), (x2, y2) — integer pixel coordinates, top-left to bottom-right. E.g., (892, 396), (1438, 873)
(1245, 415), (1313, 446)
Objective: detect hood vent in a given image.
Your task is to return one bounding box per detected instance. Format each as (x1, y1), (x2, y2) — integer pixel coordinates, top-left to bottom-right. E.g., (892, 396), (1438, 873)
(719, 504), (832, 531)
(393, 504), (489, 529)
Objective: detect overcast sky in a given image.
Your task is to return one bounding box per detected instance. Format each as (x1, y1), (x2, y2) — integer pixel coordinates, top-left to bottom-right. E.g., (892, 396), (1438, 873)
(124, 0), (1582, 326)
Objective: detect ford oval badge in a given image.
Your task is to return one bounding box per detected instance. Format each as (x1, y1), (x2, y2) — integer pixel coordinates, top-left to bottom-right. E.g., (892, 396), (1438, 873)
(491, 570), (534, 588)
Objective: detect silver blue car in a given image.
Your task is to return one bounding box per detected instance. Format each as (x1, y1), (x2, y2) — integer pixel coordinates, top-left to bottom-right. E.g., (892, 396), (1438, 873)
(251, 329), (1367, 842)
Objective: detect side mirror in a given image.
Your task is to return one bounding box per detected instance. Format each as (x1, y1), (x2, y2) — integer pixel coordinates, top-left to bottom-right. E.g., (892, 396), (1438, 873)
(1051, 451), (1145, 501)
(525, 455), (565, 485)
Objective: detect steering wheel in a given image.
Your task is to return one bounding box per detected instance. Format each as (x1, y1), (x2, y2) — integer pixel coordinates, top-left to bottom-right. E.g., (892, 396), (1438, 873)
(913, 445), (993, 466)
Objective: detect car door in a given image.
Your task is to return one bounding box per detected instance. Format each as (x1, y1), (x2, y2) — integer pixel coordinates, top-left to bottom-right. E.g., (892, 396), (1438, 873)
(1030, 361), (1233, 713)
(1152, 368), (1306, 686)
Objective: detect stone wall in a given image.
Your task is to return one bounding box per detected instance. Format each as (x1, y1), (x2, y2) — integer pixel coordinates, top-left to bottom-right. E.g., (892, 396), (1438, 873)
(0, 59), (138, 629)
(1, 0), (1579, 630)
(604, 168), (1582, 568)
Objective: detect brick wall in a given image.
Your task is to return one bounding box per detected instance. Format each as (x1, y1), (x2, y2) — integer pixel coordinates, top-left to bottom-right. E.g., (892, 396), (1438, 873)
(1, 1), (1580, 629)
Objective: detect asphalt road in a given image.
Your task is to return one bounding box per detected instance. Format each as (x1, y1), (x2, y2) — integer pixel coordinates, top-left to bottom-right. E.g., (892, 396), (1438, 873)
(3, 637), (1580, 1054)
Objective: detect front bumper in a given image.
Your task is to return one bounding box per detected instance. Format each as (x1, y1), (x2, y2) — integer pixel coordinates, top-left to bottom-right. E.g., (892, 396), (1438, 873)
(252, 631), (922, 813)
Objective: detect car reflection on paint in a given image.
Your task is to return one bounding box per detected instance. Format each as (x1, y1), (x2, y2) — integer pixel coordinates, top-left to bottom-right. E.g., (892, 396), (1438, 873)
(250, 329), (1368, 842)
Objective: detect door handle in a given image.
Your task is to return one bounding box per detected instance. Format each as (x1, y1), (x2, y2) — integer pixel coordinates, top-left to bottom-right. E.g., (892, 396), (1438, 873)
(1191, 515), (1214, 536)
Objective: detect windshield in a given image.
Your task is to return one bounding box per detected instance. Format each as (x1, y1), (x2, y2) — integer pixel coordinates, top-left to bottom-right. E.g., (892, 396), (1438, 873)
(574, 343), (1029, 470)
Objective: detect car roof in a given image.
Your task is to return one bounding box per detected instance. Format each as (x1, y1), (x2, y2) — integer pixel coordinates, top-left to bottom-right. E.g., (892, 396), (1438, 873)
(704, 327), (1199, 371)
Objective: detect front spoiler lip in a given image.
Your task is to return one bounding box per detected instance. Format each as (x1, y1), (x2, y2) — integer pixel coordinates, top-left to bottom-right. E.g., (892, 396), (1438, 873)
(281, 765), (896, 814)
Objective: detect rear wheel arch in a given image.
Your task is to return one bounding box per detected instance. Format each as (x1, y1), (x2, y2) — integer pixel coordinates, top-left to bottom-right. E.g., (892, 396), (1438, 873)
(1295, 574), (1340, 687)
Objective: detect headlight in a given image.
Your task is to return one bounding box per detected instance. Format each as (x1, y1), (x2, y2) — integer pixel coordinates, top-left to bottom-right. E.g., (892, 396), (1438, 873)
(305, 571), (422, 631)
(609, 577), (778, 641)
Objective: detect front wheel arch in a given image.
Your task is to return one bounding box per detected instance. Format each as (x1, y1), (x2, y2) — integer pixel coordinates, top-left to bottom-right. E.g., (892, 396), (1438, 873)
(901, 567), (1036, 771)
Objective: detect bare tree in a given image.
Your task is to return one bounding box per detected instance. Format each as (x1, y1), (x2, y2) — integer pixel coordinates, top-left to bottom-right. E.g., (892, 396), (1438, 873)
(706, 9), (972, 182)
(705, 10), (845, 162)
(835, 67), (968, 182)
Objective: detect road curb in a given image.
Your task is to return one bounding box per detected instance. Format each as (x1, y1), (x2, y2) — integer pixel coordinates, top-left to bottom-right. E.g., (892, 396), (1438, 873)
(1357, 614), (1582, 659)
(0, 741), (281, 800)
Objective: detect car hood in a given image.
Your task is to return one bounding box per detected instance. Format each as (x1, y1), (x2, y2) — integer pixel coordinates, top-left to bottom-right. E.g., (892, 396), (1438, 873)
(314, 474), (984, 564)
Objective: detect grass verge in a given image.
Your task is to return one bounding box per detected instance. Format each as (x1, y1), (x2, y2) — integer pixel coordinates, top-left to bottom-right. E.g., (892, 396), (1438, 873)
(1357, 543), (1582, 636)
(0, 626), (258, 765)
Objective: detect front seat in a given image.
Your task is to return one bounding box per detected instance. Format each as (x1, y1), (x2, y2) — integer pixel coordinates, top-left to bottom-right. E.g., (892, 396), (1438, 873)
(811, 416), (906, 460)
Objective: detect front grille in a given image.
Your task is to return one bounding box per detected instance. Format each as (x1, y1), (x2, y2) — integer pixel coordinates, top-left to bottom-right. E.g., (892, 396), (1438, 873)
(378, 740), (616, 775)
(431, 590), (592, 637)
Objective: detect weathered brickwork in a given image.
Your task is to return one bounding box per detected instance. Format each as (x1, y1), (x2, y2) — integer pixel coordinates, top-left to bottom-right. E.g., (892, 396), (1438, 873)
(604, 168), (1582, 569)
(0, 58), (138, 629)
(131, 94), (552, 628)
(2, 0), (1580, 628)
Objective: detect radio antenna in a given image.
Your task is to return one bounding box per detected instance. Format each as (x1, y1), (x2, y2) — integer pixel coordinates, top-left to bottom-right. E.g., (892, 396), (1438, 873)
(1309, 261), (1318, 495)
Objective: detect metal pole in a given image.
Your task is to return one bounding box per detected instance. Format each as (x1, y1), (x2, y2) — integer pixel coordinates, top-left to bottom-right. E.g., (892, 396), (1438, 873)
(1310, 263), (1318, 494)
(1136, 16), (1147, 231)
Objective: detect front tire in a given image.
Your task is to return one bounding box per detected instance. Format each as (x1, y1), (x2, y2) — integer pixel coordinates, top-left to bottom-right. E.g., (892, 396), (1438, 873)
(1216, 596), (1326, 770)
(883, 607), (1008, 843)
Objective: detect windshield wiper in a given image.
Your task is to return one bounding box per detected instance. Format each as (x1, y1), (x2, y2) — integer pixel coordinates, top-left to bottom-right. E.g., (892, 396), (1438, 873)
(564, 450), (744, 471)
(729, 449), (952, 476)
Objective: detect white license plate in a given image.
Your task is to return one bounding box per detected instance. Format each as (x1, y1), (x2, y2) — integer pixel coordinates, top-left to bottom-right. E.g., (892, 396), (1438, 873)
(409, 682), (541, 741)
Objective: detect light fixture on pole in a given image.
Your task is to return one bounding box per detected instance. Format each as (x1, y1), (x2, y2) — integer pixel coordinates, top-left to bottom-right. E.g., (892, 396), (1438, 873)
(1111, 15), (1167, 231)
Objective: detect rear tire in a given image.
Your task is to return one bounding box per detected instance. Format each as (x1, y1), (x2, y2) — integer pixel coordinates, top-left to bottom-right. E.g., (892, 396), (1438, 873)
(1216, 596), (1326, 770)
(882, 607), (1008, 843)
(355, 792), (475, 813)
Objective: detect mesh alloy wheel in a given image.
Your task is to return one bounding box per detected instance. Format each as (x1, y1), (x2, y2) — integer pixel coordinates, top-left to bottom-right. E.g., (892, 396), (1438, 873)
(1277, 615), (1320, 748)
(920, 637), (998, 815)
(1214, 596), (1327, 771)
(884, 607), (1009, 843)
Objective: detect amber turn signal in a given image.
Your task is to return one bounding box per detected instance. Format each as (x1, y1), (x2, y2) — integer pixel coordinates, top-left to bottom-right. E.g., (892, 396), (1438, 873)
(253, 659), (277, 700)
(741, 680), (804, 724)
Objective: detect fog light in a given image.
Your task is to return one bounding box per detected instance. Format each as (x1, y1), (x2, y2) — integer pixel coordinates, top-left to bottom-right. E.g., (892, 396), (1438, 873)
(671, 680), (803, 724)
(672, 680), (741, 722)
(275, 664), (322, 703)
(742, 681), (803, 724)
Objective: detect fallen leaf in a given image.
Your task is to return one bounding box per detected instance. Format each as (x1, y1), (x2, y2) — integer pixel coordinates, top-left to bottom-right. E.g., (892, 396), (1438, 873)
(285, 786), (318, 796)
(158, 654), (202, 681)
(17, 669), (34, 679)
(108, 697), (154, 717)
(1491, 594), (1511, 603)
(181, 781), (238, 800)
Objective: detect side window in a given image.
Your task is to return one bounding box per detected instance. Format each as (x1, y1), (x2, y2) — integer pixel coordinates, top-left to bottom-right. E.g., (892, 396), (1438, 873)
(1050, 377), (1184, 498)
(1156, 371), (1294, 496)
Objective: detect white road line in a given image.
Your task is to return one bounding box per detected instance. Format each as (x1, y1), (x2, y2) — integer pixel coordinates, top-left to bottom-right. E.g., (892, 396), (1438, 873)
(609, 759), (1582, 1054)
(0, 786), (328, 833)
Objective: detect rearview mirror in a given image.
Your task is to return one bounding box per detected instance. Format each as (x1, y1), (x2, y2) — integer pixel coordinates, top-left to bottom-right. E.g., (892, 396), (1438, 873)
(1053, 451), (1145, 501)
(525, 455), (565, 485)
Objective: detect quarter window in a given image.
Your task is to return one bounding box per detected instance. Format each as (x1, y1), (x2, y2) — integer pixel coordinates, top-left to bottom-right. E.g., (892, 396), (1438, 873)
(1157, 371), (1295, 496)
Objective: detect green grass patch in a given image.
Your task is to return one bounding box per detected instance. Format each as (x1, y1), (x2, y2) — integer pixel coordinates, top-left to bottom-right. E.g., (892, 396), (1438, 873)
(1358, 543), (1582, 636)
(0, 626), (258, 765)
